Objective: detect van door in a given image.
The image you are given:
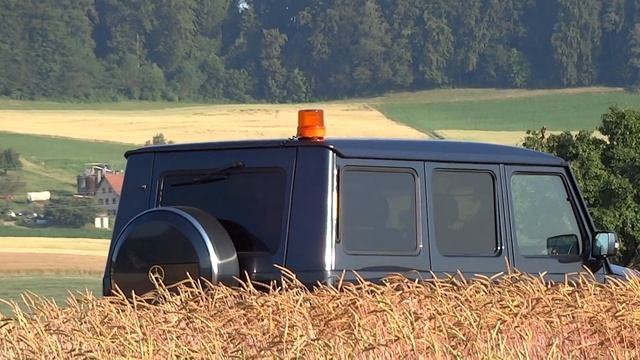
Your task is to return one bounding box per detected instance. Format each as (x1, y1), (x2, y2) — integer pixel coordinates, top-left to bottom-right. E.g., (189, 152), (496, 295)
(426, 163), (509, 276)
(334, 159), (429, 281)
(504, 166), (592, 280)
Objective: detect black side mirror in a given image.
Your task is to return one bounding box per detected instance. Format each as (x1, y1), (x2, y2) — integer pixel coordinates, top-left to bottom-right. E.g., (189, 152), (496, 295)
(592, 232), (619, 258)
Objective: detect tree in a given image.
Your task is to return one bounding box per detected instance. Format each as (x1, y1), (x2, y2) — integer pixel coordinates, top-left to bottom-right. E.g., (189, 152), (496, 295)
(44, 197), (97, 228)
(145, 133), (175, 146)
(523, 106), (640, 267)
(303, 0), (395, 97)
(628, 23), (640, 86)
(259, 28), (288, 102)
(0, 148), (22, 174)
(550, 0), (602, 86)
(419, 11), (454, 86)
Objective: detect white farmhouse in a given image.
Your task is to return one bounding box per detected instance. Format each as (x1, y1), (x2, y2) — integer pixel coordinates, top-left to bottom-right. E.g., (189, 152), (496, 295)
(95, 173), (124, 216)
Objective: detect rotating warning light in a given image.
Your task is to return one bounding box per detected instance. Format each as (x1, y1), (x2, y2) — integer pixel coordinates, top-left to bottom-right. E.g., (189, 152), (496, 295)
(297, 109), (325, 140)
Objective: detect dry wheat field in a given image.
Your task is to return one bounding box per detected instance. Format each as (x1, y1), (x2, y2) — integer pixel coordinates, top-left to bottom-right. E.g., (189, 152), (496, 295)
(0, 237), (108, 274)
(1, 271), (639, 359)
(0, 103), (427, 145)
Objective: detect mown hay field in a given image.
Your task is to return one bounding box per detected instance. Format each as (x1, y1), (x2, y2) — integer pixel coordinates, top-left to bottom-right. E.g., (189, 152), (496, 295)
(1, 272), (639, 359)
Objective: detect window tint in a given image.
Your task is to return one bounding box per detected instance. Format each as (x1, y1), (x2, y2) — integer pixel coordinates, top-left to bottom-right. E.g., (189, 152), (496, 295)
(340, 168), (418, 254)
(432, 170), (498, 256)
(511, 174), (581, 256)
(161, 169), (287, 254)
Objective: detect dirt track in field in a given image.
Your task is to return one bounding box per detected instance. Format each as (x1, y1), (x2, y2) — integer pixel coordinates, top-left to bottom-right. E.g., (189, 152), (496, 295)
(0, 103), (428, 144)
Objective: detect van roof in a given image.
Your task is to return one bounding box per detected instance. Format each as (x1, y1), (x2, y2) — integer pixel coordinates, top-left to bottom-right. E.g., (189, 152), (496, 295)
(126, 138), (566, 166)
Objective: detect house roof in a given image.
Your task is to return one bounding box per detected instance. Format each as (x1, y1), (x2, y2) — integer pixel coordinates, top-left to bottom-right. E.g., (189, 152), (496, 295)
(102, 173), (125, 196)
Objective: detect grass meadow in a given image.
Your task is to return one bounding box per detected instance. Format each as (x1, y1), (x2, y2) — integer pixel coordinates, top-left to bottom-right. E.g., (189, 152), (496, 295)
(374, 88), (640, 131)
(0, 131), (131, 181)
(0, 132), (130, 198)
(0, 226), (111, 239)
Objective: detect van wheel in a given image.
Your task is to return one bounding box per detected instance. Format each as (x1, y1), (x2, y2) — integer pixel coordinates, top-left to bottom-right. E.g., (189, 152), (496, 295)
(107, 206), (239, 297)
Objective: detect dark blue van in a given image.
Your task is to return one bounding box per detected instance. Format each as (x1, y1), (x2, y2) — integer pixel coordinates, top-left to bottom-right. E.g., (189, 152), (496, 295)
(103, 110), (621, 296)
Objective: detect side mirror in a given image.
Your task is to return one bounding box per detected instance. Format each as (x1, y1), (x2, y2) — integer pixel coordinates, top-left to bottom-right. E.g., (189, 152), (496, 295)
(592, 232), (619, 258)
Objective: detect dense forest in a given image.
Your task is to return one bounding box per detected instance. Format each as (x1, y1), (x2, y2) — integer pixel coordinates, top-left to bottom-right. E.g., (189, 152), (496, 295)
(2, 0), (640, 102)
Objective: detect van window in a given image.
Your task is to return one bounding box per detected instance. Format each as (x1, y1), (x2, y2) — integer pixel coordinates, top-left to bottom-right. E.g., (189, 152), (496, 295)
(339, 168), (418, 254)
(511, 174), (582, 256)
(432, 170), (498, 256)
(160, 169), (287, 254)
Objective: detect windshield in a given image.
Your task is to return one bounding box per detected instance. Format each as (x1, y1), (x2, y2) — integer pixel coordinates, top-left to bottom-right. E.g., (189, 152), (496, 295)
(160, 168), (287, 254)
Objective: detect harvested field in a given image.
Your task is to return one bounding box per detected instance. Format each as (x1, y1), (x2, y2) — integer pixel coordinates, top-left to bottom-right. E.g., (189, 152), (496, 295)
(0, 253), (105, 275)
(1, 271), (639, 359)
(0, 237), (109, 257)
(0, 237), (108, 274)
(0, 103), (427, 145)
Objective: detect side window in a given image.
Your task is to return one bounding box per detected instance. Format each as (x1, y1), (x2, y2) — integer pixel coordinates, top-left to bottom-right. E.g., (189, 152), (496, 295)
(339, 168), (418, 254)
(511, 174), (582, 257)
(432, 170), (498, 256)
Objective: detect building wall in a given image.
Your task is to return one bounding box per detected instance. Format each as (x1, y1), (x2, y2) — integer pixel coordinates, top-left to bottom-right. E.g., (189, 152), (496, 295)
(95, 181), (120, 216)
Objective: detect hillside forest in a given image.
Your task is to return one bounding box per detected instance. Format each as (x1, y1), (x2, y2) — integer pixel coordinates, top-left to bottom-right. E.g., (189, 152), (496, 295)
(2, 0), (640, 102)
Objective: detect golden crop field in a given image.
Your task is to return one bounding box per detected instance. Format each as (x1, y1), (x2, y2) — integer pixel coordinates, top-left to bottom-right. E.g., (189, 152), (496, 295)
(0, 237), (108, 274)
(0, 103), (427, 145)
(1, 271), (639, 359)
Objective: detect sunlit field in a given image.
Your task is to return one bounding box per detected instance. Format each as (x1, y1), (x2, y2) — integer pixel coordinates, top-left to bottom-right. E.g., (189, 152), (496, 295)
(0, 237), (107, 313)
(1, 272), (639, 358)
(373, 87), (633, 144)
(0, 103), (426, 145)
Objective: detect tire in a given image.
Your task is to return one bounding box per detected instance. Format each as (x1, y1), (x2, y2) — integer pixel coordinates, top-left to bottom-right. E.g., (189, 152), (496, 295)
(106, 206), (239, 297)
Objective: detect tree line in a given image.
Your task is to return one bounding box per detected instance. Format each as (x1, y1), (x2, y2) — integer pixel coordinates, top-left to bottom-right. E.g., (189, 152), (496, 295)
(2, 0), (640, 102)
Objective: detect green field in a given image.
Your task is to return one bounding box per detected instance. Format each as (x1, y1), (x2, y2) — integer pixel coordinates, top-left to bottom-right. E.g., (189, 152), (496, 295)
(0, 132), (132, 179)
(374, 89), (640, 131)
(0, 226), (111, 239)
(0, 131), (132, 196)
(0, 132), (131, 236)
(0, 275), (101, 315)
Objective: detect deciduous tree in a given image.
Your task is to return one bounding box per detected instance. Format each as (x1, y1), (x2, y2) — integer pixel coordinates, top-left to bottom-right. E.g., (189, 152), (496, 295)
(523, 106), (640, 267)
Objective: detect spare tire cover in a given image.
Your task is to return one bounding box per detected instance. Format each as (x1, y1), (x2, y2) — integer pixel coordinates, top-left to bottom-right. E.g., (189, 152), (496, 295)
(108, 206), (239, 296)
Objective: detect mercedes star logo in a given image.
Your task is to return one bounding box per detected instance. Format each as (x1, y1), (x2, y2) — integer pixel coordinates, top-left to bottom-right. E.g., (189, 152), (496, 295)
(148, 265), (166, 283)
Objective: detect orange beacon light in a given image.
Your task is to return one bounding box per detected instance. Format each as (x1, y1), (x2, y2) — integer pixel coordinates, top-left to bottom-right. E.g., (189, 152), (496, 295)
(297, 109), (326, 140)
